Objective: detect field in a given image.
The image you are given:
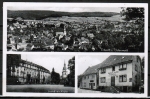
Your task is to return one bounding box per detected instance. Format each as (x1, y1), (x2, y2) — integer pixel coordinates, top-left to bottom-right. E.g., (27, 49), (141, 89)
(7, 84), (75, 93)
(43, 15), (123, 23)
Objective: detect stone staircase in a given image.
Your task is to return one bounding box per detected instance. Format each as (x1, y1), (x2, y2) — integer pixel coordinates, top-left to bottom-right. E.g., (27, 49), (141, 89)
(111, 86), (120, 93)
(101, 86), (120, 93)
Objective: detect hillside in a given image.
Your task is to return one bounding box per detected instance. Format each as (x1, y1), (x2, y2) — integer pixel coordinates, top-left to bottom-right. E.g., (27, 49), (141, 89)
(7, 10), (119, 20)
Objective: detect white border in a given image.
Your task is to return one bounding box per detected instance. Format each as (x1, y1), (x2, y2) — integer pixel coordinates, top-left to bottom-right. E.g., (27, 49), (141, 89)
(3, 2), (148, 98)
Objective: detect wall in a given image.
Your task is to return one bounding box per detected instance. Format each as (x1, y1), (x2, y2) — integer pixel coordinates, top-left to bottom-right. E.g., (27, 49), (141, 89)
(99, 62), (133, 87)
(10, 61), (51, 84)
(81, 74), (97, 89)
(132, 56), (141, 87)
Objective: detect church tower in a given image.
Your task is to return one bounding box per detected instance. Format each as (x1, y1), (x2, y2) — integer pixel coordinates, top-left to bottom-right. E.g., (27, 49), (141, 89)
(62, 61), (67, 79)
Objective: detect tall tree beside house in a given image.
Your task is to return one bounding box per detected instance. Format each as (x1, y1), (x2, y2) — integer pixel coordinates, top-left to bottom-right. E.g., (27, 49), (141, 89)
(121, 7), (144, 21)
(141, 57), (144, 83)
(65, 56), (75, 87)
(51, 68), (60, 84)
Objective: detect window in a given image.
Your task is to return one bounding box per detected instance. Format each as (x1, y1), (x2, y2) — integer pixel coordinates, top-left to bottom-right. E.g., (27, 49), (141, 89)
(112, 66), (115, 71)
(135, 65), (138, 71)
(129, 78), (132, 82)
(87, 75), (89, 79)
(101, 68), (106, 73)
(84, 82), (86, 87)
(84, 76), (86, 80)
(123, 64), (127, 68)
(119, 75), (127, 82)
(119, 64), (127, 70)
(101, 77), (106, 83)
(93, 83), (95, 86)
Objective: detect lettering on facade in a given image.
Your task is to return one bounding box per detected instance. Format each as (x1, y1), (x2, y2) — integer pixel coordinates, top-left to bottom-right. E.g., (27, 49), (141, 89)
(108, 71), (119, 76)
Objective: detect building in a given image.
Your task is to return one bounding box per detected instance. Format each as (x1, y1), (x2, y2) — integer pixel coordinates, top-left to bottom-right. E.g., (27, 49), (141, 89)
(79, 65), (99, 90)
(7, 54), (51, 85)
(98, 55), (141, 92)
(79, 55), (142, 92)
(62, 61), (67, 79)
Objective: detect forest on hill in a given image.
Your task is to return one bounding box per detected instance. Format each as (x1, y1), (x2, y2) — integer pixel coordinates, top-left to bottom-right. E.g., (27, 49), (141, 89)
(8, 10), (119, 20)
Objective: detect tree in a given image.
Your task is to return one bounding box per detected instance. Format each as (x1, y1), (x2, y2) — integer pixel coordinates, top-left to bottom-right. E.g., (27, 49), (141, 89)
(51, 68), (60, 84)
(124, 35), (133, 48)
(65, 56), (75, 87)
(141, 57), (144, 69)
(121, 7), (144, 21)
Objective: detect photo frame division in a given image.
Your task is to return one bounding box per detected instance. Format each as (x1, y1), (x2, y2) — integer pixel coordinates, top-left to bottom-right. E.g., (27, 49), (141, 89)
(3, 3), (148, 97)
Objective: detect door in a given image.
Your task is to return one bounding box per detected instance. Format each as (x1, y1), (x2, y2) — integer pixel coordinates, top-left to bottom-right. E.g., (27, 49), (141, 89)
(111, 76), (115, 86)
(89, 83), (93, 89)
(91, 83), (93, 89)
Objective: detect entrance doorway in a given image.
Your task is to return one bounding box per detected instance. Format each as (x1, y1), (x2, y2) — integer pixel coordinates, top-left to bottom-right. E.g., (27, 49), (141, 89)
(111, 76), (115, 86)
(89, 83), (95, 89)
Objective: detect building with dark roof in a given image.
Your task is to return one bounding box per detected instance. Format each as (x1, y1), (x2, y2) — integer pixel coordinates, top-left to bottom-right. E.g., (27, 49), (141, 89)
(7, 54), (51, 85)
(79, 65), (100, 90)
(98, 55), (141, 92)
(79, 55), (142, 92)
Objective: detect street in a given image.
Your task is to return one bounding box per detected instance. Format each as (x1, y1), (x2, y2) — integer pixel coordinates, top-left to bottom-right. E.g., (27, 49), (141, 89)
(78, 88), (102, 93)
(7, 84), (75, 93)
(78, 88), (143, 94)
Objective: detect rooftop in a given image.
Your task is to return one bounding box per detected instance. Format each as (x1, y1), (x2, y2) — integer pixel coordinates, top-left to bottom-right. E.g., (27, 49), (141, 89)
(82, 55), (140, 76)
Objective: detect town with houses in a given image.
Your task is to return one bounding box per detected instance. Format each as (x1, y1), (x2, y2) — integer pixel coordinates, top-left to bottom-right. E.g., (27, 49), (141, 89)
(7, 15), (144, 52)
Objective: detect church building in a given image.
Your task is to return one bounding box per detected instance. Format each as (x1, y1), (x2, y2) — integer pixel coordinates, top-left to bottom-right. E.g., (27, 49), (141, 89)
(62, 61), (67, 79)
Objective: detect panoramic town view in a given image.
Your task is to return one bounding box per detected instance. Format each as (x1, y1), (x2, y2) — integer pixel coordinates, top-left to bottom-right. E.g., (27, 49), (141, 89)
(7, 54), (75, 93)
(7, 7), (144, 52)
(78, 55), (144, 93)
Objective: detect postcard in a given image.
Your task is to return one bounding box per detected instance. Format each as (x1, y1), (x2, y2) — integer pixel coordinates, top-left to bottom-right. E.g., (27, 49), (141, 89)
(3, 2), (148, 98)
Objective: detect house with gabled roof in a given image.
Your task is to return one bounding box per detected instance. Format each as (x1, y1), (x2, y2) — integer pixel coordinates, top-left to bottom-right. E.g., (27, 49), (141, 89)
(79, 64), (101, 90)
(98, 55), (142, 92)
(79, 55), (142, 92)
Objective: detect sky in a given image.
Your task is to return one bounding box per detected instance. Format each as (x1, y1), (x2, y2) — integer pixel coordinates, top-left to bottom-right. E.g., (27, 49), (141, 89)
(7, 7), (122, 13)
(78, 55), (144, 75)
(21, 54), (74, 76)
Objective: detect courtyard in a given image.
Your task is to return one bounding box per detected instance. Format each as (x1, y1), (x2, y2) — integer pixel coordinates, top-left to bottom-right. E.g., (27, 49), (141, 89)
(7, 84), (74, 93)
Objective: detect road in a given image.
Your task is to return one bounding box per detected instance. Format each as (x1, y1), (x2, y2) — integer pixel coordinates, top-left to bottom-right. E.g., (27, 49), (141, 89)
(7, 84), (74, 93)
(78, 88), (102, 93)
(78, 88), (143, 94)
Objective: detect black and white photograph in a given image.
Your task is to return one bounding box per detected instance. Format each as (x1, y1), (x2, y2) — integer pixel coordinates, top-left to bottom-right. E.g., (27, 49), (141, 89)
(6, 54), (75, 93)
(5, 4), (146, 52)
(3, 3), (148, 98)
(78, 55), (145, 94)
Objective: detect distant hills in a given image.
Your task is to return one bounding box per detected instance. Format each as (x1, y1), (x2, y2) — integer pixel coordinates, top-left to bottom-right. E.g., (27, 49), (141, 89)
(7, 10), (119, 20)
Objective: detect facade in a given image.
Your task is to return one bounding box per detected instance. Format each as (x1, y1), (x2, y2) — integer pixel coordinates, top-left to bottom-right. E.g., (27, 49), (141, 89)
(7, 54), (51, 85)
(79, 55), (142, 92)
(80, 65), (99, 90)
(98, 55), (141, 92)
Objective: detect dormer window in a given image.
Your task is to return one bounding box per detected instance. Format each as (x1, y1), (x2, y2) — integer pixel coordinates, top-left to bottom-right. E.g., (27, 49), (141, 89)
(119, 64), (127, 70)
(112, 66), (115, 71)
(101, 68), (106, 74)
